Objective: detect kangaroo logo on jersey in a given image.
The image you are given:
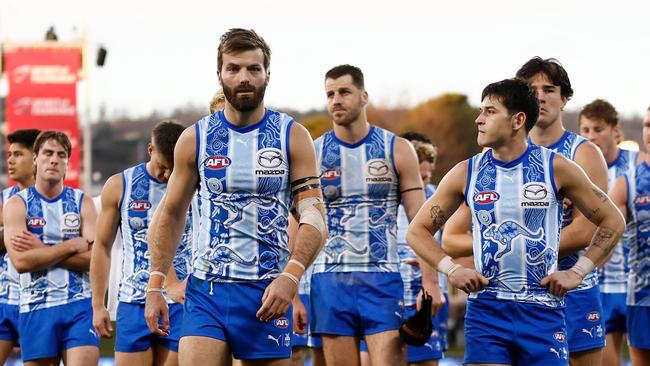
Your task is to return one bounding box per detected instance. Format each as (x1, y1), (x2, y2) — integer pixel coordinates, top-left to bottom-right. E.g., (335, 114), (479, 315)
(321, 168), (341, 180)
(635, 195), (650, 206)
(521, 183), (550, 207)
(255, 148), (286, 176)
(62, 213), (81, 234)
(474, 191), (500, 205)
(366, 159), (392, 183)
(27, 216), (46, 229)
(128, 200), (151, 212)
(205, 156), (231, 170)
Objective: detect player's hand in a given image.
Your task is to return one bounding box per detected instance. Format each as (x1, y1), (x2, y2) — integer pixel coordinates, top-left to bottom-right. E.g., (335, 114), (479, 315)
(65, 237), (90, 253)
(92, 305), (113, 338)
(405, 258), (420, 268)
(540, 270), (582, 297)
(419, 283), (445, 315)
(166, 278), (187, 304)
(145, 291), (170, 336)
(292, 295), (308, 334)
(256, 275), (297, 322)
(448, 267), (489, 294)
(11, 230), (47, 252)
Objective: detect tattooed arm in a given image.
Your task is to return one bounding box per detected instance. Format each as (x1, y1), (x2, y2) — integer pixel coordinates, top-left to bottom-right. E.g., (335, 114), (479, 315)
(541, 154), (625, 296)
(407, 161), (489, 294)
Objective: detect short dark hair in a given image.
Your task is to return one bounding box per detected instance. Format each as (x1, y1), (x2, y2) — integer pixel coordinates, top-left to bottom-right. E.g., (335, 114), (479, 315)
(7, 129), (41, 150)
(579, 99), (618, 127)
(217, 28), (271, 73)
(481, 78), (540, 132)
(400, 131), (433, 145)
(34, 130), (72, 158)
(325, 64), (365, 90)
(516, 57), (574, 100)
(152, 120), (185, 163)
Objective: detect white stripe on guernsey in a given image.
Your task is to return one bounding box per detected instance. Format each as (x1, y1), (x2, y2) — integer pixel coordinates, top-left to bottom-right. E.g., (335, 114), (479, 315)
(121, 169), (136, 299)
(469, 155), (483, 275)
(545, 151), (559, 274)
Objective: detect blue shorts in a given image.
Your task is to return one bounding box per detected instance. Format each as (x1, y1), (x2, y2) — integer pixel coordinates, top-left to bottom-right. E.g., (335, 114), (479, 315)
(0, 303), (19, 343)
(19, 299), (99, 361)
(600, 292), (626, 334)
(360, 305), (443, 362)
(627, 306), (650, 350)
(435, 293), (449, 351)
(291, 294), (322, 348)
(310, 272), (403, 337)
(181, 276), (292, 360)
(464, 298), (568, 366)
(116, 302), (183, 352)
(564, 286), (605, 353)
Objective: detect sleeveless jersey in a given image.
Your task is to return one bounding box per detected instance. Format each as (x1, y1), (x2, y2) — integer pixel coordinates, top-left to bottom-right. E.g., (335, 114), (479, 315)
(193, 109), (293, 282)
(599, 149), (638, 293)
(541, 130), (598, 290)
(466, 145), (563, 307)
(16, 186), (90, 313)
(118, 163), (193, 303)
(397, 184), (447, 306)
(0, 186), (21, 305)
(628, 162), (650, 306)
(313, 126), (400, 273)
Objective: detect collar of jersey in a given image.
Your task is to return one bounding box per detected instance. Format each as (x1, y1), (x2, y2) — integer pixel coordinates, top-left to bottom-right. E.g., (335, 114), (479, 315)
(330, 125), (375, 149)
(218, 108), (269, 133)
(488, 143), (533, 168)
(31, 186), (67, 203)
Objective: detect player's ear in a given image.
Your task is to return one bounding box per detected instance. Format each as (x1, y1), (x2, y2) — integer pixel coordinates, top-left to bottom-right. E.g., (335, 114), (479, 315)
(512, 111), (526, 132)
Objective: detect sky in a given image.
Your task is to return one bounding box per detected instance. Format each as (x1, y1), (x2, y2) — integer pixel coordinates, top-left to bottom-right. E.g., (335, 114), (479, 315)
(1, 0), (649, 122)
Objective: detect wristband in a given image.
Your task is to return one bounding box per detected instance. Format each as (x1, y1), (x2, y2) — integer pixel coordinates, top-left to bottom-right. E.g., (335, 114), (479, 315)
(569, 256), (595, 279)
(437, 256), (462, 277)
(146, 287), (163, 294)
(288, 259), (306, 271)
(150, 271), (167, 279)
(280, 272), (300, 286)
(284, 261), (305, 279)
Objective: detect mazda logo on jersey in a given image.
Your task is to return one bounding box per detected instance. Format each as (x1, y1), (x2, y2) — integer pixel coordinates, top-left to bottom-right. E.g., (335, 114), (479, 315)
(474, 191), (500, 205)
(63, 213), (80, 228)
(257, 149), (283, 168)
(27, 217), (46, 229)
(255, 148), (286, 176)
(521, 183), (550, 207)
(129, 200), (151, 212)
(321, 168), (341, 180)
(635, 195), (650, 206)
(274, 317), (289, 329)
(366, 159), (392, 183)
(204, 156), (231, 170)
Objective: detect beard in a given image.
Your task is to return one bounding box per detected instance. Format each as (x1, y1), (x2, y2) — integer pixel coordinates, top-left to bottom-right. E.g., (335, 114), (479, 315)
(223, 82), (267, 112)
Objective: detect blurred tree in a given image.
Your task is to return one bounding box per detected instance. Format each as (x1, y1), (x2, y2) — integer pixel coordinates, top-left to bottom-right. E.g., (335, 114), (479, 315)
(299, 113), (332, 140)
(398, 93), (481, 184)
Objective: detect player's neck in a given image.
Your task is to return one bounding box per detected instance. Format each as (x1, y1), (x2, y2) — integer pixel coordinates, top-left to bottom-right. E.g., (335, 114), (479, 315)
(491, 137), (528, 163)
(332, 116), (370, 145)
(528, 118), (566, 147)
(15, 176), (35, 190)
(223, 103), (265, 127)
(34, 178), (64, 199)
(604, 146), (620, 165)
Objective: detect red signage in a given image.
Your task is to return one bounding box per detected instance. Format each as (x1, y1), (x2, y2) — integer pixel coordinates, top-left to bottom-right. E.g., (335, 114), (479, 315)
(3, 45), (83, 187)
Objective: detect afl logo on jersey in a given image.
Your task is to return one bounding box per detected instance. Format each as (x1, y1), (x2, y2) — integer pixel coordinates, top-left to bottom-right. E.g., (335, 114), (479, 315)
(635, 195), (650, 206)
(321, 168), (341, 180)
(274, 316), (290, 329)
(587, 311), (600, 322)
(27, 217), (46, 229)
(474, 191), (500, 205)
(129, 200), (151, 212)
(554, 331), (565, 343)
(205, 156), (231, 170)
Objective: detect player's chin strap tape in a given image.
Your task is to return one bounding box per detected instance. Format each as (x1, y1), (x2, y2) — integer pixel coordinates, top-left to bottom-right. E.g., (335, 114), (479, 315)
(295, 196), (327, 238)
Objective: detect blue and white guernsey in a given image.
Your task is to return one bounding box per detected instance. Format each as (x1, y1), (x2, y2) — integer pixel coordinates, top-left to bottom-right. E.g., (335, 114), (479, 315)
(466, 145), (563, 308)
(397, 184), (447, 307)
(600, 149), (638, 294)
(313, 126), (400, 273)
(16, 187), (89, 313)
(0, 186), (21, 305)
(193, 109), (293, 282)
(628, 162), (650, 306)
(119, 163), (193, 303)
(541, 130), (598, 290)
